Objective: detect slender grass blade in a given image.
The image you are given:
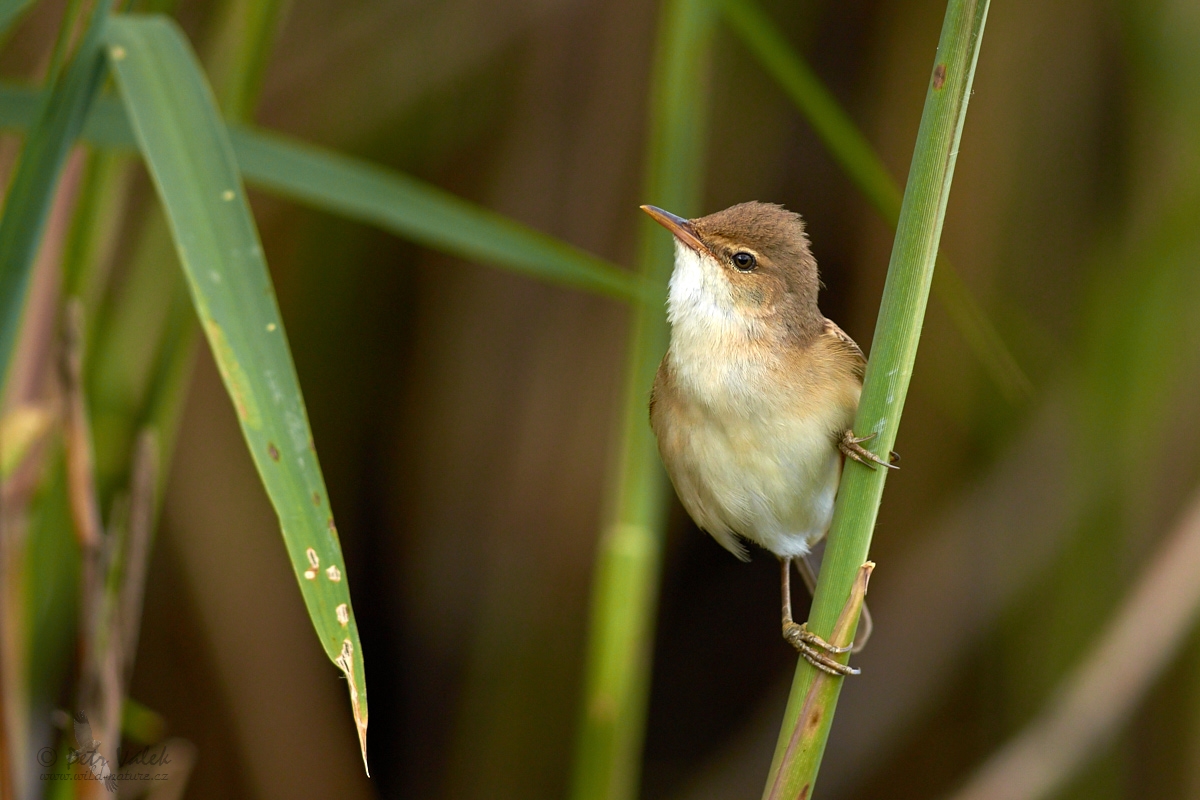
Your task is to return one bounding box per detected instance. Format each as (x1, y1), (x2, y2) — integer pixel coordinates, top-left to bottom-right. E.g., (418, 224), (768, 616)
(228, 127), (643, 302)
(723, 0), (1031, 403)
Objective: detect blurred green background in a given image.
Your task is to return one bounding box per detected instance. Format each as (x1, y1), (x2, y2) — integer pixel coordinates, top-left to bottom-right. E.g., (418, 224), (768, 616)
(3, 0), (1200, 799)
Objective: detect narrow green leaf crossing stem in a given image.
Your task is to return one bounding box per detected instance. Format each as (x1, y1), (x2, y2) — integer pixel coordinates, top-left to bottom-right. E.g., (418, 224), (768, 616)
(227, 128), (644, 303)
(0, 85), (646, 303)
(761, 2), (990, 797)
(722, 0), (900, 218)
(723, 0), (1030, 404)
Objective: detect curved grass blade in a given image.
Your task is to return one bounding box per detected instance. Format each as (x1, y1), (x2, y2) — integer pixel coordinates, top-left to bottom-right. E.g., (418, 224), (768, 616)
(103, 13), (368, 769)
(0, 0), (111, 395)
(0, 84), (645, 303)
(723, 0), (1032, 404)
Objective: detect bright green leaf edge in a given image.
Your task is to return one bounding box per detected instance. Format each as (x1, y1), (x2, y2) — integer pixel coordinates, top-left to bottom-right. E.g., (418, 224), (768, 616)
(103, 13), (369, 769)
(0, 86), (646, 304)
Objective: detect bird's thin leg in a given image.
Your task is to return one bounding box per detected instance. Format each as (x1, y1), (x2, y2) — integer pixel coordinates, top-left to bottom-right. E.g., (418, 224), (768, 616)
(782, 557), (797, 626)
(780, 557), (859, 676)
(784, 559), (853, 655)
(840, 430), (899, 471)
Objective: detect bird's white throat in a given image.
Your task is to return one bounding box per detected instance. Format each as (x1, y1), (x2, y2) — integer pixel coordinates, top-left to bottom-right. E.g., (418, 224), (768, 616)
(666, 242), (740, 334)
(665, 241), (776, 408)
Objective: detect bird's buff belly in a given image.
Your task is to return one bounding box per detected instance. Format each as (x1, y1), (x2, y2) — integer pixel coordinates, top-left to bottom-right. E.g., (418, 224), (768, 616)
(664, 409), (842, 559)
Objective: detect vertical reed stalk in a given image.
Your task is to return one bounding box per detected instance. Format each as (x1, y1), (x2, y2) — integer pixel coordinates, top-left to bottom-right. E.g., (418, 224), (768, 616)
(569, 1), (716, 798)
(761, 1), (990, 797)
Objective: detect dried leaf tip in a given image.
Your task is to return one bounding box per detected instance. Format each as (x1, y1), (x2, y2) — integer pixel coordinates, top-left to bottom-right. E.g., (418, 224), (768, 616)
(335, 639), (369, 775)
(828, 561), (875, 651)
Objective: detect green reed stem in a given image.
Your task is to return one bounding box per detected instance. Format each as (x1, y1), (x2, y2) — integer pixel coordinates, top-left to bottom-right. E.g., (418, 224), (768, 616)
(761, 1), (990, 797)
(569, 1), (716, 798)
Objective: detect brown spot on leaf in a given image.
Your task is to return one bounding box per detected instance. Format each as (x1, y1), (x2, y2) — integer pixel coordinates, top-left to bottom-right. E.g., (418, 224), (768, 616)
(312, 491), (321, 506)
(798, 784), (811, 800)
(268, 443), (280, 461)
(804, 707), (822, 736)
(328, 517), (337, 534)
(932, 63), (947, 89)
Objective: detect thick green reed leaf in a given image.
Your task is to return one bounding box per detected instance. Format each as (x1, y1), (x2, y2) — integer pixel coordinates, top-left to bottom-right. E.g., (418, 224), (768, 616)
(104, 14), (368, 770)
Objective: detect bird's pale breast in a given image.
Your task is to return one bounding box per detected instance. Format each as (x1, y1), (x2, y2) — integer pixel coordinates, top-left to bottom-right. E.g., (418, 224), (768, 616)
(651, 337), (857, 560)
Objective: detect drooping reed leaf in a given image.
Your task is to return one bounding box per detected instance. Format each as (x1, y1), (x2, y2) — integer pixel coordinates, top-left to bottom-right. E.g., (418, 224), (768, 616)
(85, 0), (293, 511)
(0, 0), (112, 395)
(0, 84), (645, 304)
(761, 1), (990, 797)
(102, 13), (368, 768)
(569, 1), (716, 798)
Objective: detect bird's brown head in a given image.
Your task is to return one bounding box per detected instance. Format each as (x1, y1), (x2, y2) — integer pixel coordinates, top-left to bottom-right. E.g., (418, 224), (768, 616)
(641, 201), (823, 341)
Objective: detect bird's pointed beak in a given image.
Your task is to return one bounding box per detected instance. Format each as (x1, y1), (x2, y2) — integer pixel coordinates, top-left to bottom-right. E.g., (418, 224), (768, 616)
(641, 205), (711, 256)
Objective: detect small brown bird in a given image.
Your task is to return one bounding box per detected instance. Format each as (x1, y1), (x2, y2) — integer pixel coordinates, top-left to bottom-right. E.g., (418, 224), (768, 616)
(643, 201), (893, 676)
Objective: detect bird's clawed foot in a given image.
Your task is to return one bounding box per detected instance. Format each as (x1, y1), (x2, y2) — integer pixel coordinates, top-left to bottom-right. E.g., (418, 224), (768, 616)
(840, 430), (899, 471)
(781, 557), (860, 676)
(783, 621), (860, 676)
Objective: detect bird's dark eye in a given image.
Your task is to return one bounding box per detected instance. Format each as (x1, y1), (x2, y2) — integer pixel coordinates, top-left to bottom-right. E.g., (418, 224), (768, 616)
(732, 251), (757, 271)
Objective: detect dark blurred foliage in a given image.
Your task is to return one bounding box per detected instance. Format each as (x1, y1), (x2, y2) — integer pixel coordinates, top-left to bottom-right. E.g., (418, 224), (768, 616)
(6, 0), (1200, 798)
